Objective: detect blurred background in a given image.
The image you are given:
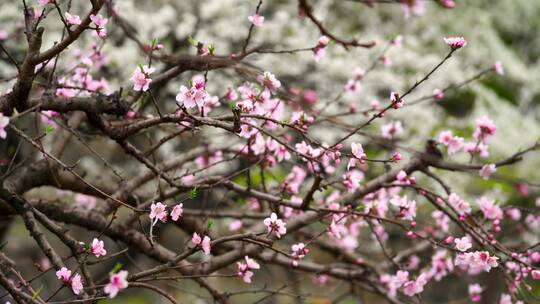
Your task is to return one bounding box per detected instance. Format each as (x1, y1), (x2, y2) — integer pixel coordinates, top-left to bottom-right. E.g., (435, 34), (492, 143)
(0, 0), (539, 303)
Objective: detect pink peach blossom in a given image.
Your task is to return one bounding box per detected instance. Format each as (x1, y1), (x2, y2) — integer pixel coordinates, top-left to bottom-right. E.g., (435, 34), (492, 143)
(433, 88), (444, 100)
(454, 236), (472, 252)
(90, 14), (107, 27)
(130, 65), (154, 92)
(192, 232), (212, 255)
(236, 257), (259, 283)
(263, 212), (287, 238)
(104, 270), (128, 298)
(229, 220), (243, 231)
(381, 121), (404, 139)
(71, 273), (83, 295)
(91, 238), (107, 257)
(479, 164), (496, 180)
(248, 14), (264, 27)
(468, 283), (482, 302)
(171, 203), (183, 221)
(56, 267), (71, 283)
(149, 202), (168, 223)
(473, 115), (496, 143)
(444, 36), (467, 49)
(176, 75), (209, 108)
(65, 12), (81, 25)
(493, 61), (504, 75)
(257, 71), (281, 94)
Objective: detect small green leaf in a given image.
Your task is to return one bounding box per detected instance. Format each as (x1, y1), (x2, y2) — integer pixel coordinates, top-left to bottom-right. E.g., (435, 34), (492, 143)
(32, 286), (43, 300)
(355, 203), (365, 212)
(111, 262), (123, 274)
(207, 219), (213, 230)
(45, 124), (54, 135)
(151, 38), (157, 48)
(12, 108), (19, 117)
(189, 186), (198, 199)
(208, 44), (215, 54)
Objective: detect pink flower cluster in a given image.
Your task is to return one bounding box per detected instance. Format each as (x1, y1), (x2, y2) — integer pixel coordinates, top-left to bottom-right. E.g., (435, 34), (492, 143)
(283, 166), (307, 194)
(56, 267), (84, 295)
(130, 65), (155, 92)
(437, 115), (496, 158)
(149, 202), (184, 225)
(56, 65), (110, 98)
(448, 192), (472, 216)
(479, 163), (496, 180)
(390, 195), (417, 221)
(473, 115), (497, 143)
(347, 142), (366, 170)
(381, 121), (404, 139)
(403, 273), (428, 297)
(476, 196), (503, 221)
(236, 256), (260, 283)
(192, 232), (212, 255)
(390, 91), (403, 109)
(90, 14), (108, 38)
(455, 251), (499, 273)
(257, 71), (281, 95)
(438, 130), (464, 155)
(291, 243), (309, 266)
(345, 68), (365, 95)
(65, 12), (81, 25)
(313, 36), (329, 61)
(380, 270), (427, 298)
(468, 283), (483, 302)
(176, 75), (211, 109)
(343, 170), (364, 192)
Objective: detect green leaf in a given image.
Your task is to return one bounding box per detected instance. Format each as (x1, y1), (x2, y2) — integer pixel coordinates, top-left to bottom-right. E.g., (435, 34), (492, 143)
(207, 219), (214, 230)
(111, 262), (123, 274)
(189, 186), (198, 199)
(151, 38), (157, 48)
(31, 286), (43, 300)
(45, 124), (54, 135)
(12, 108), (19, 117)
(355, 203), (366, 212)
(208, 44), (215, 54)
